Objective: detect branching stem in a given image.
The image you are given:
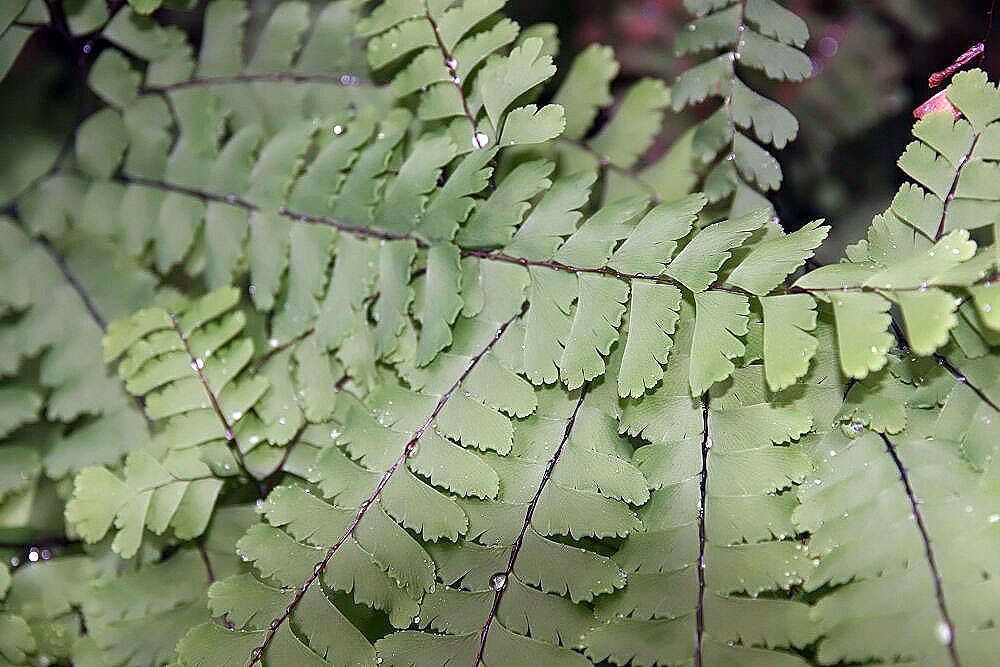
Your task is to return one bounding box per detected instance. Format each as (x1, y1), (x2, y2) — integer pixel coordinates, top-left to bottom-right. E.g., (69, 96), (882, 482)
(247, 311), (521, 667)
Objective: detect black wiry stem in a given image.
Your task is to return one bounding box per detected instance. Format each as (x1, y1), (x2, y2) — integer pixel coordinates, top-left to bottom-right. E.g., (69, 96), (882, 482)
(100, 173), (1000, 301)
(168, 314), (265, 499)
(694, 393), (710, 667)
(933, 353), (1000, 412)
(421, 0), (481, 147)
(251, 326), (316, 371)
(34, 234), (155, 425)
(35, 236), (108, 332)
(888, 320), (999, 413)
(195, 541), (217, 583)
(934, 134), (980, 240)
(473, 384), (589, 665)
(878, 434), (961, 667)
(556, 136), (662, 203)
(0, 536), (80, 550)
(142, 72), (375, 93)
(247, 312), (520, 667)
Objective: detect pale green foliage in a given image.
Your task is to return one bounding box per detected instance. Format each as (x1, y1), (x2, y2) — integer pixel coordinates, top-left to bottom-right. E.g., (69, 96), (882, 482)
(673, 0), (810, 216)
(1, 0), (999, 666)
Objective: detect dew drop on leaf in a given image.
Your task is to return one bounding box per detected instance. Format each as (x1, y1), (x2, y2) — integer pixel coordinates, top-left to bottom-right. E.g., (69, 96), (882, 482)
(935, 621), (953, 645)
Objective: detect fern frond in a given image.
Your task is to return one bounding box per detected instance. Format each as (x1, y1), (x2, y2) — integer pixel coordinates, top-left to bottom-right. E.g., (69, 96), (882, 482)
(0, 216), (154, 529)
(795, 365), (1000, 664)
(176, 287), (524, 665)
(672, 0), (810, 215)
(77, 505), (255, 666)
(794, 70), (1000, 378)
(582, 300), (843, 666)
(376, 356), (647, 665)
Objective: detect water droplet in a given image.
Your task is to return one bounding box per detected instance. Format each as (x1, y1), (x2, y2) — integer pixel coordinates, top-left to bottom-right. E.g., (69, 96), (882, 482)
(332, 124), (345, 135)
(935, 621), (953, 645)
(231, 411), (243, 422)
(490, 572), (508, 591)
(965, 505), (973, 513)
(473, 132), (490, 149)
(190, 358), (205, 371)
(278, 416), (287, 425)
(445, 56), (457, 70)
(989, 514), (1000, 523)
(27, 548), (40, 563)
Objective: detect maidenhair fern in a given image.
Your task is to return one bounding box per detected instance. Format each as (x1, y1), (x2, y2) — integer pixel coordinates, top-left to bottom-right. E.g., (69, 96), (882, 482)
(1, 0), (998, 666)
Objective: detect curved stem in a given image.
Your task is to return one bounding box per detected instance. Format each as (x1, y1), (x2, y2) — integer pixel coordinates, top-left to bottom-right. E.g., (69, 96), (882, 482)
(878, 434), (962, 667)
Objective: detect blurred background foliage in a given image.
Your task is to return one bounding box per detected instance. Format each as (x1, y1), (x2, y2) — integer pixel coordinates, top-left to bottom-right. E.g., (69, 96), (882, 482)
(2, 0), (998, 269)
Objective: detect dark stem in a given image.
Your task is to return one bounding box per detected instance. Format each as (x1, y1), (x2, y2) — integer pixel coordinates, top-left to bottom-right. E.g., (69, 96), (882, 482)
(694, 393), (710, 667)
(721, 0), (748, 166)
(934, 134), (980, 240)
(422, 1), (480, 146)
(933, 353), (1000, 412)
(259, 422), (309, 495)
(35, 235), (108, 332)
(251, 327), (316, 371)
(474, 384), (590, 665)
(33, 233), (156, 425)
(142, 72), (374, 93)
(889, 320), (999, 413)
(878, 434), (961, 667)
(195, 541), (217, 583)
(247, 311), (521, 667)
(168, 313), (265, 498)
(97, 173), (998, 302)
